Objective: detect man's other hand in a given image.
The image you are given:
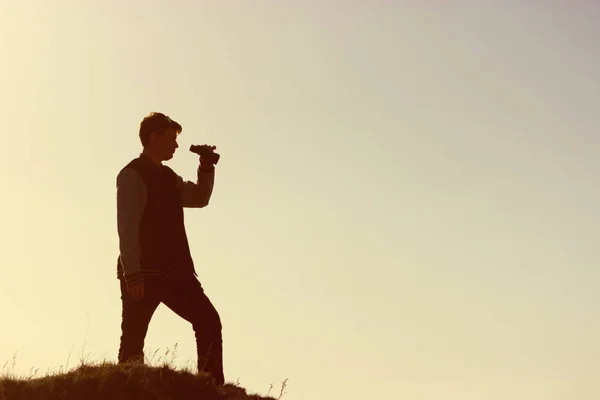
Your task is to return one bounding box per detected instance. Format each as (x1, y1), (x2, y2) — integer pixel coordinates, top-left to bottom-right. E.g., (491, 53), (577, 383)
(128, 282), (145, 300)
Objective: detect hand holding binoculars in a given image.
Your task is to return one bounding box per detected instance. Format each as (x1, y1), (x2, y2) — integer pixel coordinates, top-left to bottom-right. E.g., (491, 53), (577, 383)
(189, 144), (220, 165)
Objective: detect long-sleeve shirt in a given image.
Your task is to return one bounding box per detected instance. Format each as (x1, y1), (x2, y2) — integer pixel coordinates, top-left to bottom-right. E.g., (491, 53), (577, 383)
(116, 156), (215, 280)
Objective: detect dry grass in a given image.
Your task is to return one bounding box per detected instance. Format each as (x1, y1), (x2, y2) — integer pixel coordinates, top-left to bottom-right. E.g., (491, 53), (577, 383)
(0, 348), (289, 400)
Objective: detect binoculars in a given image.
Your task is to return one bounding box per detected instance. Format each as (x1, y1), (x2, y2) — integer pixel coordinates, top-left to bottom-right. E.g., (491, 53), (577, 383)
(189, 145), (220, 165)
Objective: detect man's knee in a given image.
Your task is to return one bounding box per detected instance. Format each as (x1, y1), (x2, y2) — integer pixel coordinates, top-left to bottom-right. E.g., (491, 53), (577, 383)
(121, 317), (150, 338)
(212, 307), (222, 330)
(194, 307), (222, 334)
(208, 309), (222, 332)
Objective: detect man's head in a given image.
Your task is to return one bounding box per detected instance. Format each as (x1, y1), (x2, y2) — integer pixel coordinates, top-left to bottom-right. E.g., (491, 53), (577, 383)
(139, 112), (183, 162)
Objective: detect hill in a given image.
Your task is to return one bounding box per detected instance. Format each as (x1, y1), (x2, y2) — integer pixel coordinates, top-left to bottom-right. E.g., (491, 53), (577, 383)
(0, 361), (284, 400)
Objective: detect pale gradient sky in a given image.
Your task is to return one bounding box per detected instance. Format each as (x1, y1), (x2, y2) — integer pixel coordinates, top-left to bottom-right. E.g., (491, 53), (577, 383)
(1, 1), (599, 399)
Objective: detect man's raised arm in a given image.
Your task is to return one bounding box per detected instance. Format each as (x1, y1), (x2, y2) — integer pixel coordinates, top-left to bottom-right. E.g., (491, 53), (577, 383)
(176, 163), (215, 208)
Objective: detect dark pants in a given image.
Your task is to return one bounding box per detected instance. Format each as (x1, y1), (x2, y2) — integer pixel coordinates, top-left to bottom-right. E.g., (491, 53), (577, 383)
(117, 273), (224, 385)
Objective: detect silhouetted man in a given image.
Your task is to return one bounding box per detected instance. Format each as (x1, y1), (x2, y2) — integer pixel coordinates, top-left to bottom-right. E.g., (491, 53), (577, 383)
(115, 112), (224, 385)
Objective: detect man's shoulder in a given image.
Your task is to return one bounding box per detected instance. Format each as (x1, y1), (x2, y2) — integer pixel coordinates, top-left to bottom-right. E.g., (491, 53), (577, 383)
(122, 156), (146, 171)
(119, 155), (159, 178)
(116, 157), (145, 187)
(117, 168), (142, 187)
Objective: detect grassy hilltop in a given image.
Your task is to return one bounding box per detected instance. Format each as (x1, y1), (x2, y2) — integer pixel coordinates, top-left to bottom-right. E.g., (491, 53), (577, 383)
(0, 356), (287, 400)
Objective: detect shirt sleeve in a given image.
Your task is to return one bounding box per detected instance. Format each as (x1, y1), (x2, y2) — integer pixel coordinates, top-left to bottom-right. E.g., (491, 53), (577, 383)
(176, 165), (215, 208)
(116, 168), (147, 282)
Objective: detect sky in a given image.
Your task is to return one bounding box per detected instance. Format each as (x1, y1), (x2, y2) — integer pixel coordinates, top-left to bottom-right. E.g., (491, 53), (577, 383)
(1, 1), (599, 399)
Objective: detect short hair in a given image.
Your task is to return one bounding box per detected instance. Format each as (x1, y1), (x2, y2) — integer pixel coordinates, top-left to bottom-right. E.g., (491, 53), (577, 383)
(139, 112), (182, 146)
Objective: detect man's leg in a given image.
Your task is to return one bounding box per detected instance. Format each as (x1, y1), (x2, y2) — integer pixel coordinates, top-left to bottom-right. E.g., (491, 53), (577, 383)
(162, 275), (224, 385)
(118, 278), (161, 365)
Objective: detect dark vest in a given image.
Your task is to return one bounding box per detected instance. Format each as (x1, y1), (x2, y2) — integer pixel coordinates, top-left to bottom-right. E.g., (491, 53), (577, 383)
(117, 156), (196, 280)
